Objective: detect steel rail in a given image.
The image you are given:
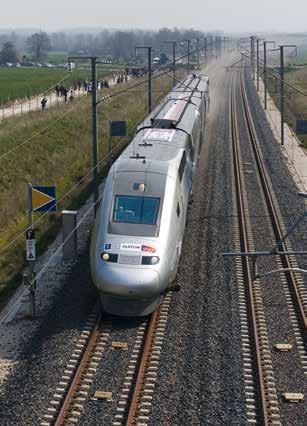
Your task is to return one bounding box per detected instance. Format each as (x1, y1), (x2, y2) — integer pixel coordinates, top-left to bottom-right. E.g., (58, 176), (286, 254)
(54, 314), (101, 426)
(126, 310), (159, 426)
(231, 74), (269, 425)
(240, 72), (307, 329)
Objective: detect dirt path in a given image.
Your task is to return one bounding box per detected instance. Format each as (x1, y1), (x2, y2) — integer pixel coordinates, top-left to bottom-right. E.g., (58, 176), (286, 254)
(0, 74), (126, 121)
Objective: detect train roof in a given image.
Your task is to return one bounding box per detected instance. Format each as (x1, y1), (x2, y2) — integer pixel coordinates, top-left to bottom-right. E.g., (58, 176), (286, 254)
(112, 74), (208, 177)
(139, 73), (209, 134)
(113, 148), (182, 178)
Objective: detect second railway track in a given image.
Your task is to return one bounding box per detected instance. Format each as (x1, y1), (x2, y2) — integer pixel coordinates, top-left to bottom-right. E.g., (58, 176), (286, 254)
(230, 65), (306, 425)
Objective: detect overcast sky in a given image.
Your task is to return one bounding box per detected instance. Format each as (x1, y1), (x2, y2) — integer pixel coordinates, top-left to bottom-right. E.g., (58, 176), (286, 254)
(1, 0), (307, 33)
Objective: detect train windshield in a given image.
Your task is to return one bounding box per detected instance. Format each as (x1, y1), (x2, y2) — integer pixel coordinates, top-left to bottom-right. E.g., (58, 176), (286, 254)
(113, 195), (160, 225)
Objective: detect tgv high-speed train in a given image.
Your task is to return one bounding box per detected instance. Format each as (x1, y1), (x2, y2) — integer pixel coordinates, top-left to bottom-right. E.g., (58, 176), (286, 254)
(90, 74), (209, 316)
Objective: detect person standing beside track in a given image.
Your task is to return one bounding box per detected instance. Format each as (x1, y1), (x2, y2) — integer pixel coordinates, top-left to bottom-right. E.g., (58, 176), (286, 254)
(41, 97), (47, 110)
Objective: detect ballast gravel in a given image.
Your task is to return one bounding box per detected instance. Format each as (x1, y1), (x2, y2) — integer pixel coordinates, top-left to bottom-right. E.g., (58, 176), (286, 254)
(147, 56), (247, 426)
(0, 193), (98, 425)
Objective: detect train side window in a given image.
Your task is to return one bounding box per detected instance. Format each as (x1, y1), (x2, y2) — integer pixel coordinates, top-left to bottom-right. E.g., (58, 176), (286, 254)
(177, 202), (181, 217)
(178, 151), (186, 182)
(189, 138), (194, 161)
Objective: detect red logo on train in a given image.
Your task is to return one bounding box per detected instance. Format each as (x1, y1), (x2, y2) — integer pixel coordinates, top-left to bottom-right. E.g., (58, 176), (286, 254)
(141, 245), (156, 253)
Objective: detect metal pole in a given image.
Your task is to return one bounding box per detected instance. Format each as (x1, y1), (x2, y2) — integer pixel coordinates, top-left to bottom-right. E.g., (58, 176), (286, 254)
(263, 41), (275, 110)
(136, 47), (152, 114)
(164, 41), (177, 87)
(108, 120), (113, 167)
(148, 47), (152, 113)
(27, 183), (35, 277)
(91, 57), (99, 214)
(250, 36), (253, 71)
(204, 37), (207, 68)
(250, 36), (254, 79)
(280, 46), (285, 146)
(256, 39), (260, 91)
(173, 42), (176, 86)
(28, 183), (33, 230)
(264, 41), (267, 110)
(187, 40), (190, 75)
(250, 36), (257, 80)
(196, 38), (200, 69)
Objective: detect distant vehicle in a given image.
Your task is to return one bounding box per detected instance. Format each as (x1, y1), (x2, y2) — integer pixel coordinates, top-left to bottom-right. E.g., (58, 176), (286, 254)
(64, 62), (75, 70)
(101, 59), (113, 64)
(153, 53), (169, 66)
(22, 62), (35, 67)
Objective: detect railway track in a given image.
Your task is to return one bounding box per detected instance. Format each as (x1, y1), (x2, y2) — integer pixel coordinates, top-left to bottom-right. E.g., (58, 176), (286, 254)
(240, 72), (307, 331)
(231, 68), (306, 425)
(40, 293), (172, 426)
(113, 293), (172, 426)
(231, 72), (277, 425)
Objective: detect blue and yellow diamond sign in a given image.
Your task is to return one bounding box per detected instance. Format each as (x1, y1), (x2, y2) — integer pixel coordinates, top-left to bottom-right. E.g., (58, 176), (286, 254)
(32, 186), (56, 212)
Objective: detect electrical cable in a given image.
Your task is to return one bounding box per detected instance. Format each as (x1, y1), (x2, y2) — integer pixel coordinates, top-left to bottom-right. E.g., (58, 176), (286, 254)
(241, 51), (307, 96)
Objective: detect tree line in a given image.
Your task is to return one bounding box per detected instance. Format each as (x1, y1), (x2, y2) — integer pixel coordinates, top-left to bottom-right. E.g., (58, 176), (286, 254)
(0, 28), (220, 64)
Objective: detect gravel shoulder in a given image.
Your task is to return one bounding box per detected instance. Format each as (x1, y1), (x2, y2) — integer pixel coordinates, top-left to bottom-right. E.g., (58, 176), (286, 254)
(0, 190), (99, 424)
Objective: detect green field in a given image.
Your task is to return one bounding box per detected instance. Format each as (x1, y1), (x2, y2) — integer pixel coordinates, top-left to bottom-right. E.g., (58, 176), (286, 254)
(287, 46), (307, 66)
(0, 67), (114, 106)
(0, 67), (69, 105)
(47, 51), (69, 64)
(267, 66), (307, 147)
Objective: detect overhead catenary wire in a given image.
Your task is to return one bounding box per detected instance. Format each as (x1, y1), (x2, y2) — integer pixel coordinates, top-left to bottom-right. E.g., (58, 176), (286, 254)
(241, 51), (307, 97)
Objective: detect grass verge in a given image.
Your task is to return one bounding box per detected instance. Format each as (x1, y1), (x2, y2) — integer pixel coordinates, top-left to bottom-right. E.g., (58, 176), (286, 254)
(267, 67), (307, 148)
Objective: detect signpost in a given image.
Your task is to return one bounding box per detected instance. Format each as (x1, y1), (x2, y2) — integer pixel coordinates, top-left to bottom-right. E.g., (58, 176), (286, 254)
(26, 229), (36, 261)
(26, 184), (57, 318)
(296, 119), (307, 135)
(110, 120), (126, 137)
(108, 120), (127, 166)
(32, 186), (56, 212)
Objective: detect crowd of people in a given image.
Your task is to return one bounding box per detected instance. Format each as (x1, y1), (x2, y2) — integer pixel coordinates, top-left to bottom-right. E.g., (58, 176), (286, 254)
(41, 67), (147, 111)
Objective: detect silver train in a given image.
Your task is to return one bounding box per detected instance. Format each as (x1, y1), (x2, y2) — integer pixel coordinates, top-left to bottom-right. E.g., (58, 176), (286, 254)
(90, 74), (209, 316)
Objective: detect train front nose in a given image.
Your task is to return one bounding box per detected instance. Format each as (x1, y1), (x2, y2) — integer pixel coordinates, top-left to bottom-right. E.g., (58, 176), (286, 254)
(97, 264), (160, 298)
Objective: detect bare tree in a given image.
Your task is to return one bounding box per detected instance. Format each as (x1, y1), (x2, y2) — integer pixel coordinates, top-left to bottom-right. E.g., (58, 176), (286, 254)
(26, 31), (51, 61)
(0, 41), (19, 64)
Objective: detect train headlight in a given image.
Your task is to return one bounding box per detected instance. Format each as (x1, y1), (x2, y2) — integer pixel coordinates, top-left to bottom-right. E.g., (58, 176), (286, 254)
(101, 252), (118, 263)
(102, 253), (110, 261)
(142, 256), (160, 265)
